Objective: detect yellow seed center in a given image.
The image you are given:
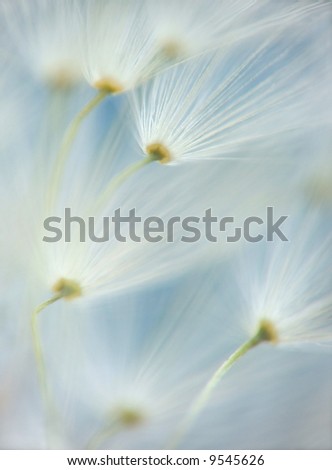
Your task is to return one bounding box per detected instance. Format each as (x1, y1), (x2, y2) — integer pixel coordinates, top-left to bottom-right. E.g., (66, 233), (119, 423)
(161, 40), (183, 59)
(52, 278), (82, 301)
(305, 175), (332, 204)
(116, 407), (145, 427)
(46, 66), (80, 90)
(256, 318), (279, 344)
(146, 142), (172, 164)
(93, 77), (124, 94)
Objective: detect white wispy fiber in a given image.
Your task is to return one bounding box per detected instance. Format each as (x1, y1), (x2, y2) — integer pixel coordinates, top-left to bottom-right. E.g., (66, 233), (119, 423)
(145, 0), (258, 59)
(299, 127), (332, 207)
(21, 268), (332, 449)
(145, 0), (326, 61)
(0, 56), (293, 310)
(1, 0), (84, 88)
(42, 278), (227, 449)
(130, 20), (329, 164)
(7, 122), (284, 308)
(80, 0), (162, 93)
(234, 210), (332, 346)
(0, 0), (331, 452)
(191, 348), (332, 449)
(1, 0), (326, 94)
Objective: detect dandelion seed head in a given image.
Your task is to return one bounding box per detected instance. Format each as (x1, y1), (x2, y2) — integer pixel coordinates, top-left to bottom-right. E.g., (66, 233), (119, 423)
(113, 406), (146, 428)
(1, 0), (332, 452)
(44, 63), (82, 90)
(2, 0), (84, 88)
(256, 318), (279, 344)
(10, 137), (291, 306)
(131, 21), (327, 164)
(146, 142), (172, 164)
(93, 77), (124, 94)
(236, 211), (332, 347)
(52, 277), (82, 301)
(159, 40), (184, 60)
(81, 0), (163, 93)
(146, 0), (260, 60)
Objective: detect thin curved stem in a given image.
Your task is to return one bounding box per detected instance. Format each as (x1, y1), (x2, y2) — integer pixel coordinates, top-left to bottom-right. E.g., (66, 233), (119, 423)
(48, 90), (109, 209)
(92, 154), (156, 214)
(168, 331), (266, 449)
(31, 294), (63, 444)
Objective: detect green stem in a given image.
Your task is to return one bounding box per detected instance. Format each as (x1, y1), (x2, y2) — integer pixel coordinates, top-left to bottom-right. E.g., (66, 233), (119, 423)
(31, 295), (63, 444)
(48, 90), (109, 209)
(169, 326), (272, 449)
(92, 154), (156, 214)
